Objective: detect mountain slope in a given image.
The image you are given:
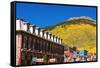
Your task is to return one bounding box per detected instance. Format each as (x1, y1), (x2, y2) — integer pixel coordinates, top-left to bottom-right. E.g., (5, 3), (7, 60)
(44, 17), (96, 53)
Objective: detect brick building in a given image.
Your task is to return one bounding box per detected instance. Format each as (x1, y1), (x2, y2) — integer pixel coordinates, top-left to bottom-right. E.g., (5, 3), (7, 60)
(16, 19), (64, 65)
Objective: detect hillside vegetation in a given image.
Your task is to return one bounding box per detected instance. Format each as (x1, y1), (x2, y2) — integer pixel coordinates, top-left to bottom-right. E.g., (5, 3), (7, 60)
(44, 17), (96, 53)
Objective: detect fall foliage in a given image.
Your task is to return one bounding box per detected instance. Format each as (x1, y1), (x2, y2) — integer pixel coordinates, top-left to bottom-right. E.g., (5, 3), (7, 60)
(44, 18), (96, 53)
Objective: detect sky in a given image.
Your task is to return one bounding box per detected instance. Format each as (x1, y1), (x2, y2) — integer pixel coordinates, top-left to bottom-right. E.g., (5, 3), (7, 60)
(16, 3), (97, 28)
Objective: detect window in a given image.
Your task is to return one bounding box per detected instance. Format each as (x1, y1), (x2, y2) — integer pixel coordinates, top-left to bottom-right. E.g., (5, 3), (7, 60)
(27, 37), (32, 49)
(22, 35), (27, 49)
(32, 37), (35, 50)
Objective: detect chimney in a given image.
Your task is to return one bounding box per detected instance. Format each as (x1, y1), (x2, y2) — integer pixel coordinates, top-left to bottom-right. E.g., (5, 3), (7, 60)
(32, 25), (36, 34)
(58, 38), (60, 44)
(57, 37), (59, 43)
(46, 31), (49, 39)
(53, 35), (55, 42)
(29, 25), (33, 33)
(48, 33), (51, 40)
(56, 36), (57, 43)
(29, 25), (36, 34)
(23, 23), (27, 31)
(61, 39), (63, 44)
(44, 31), (47, 39)
(44, 31), (49, 39)
(16, 19), (24, 30)
(51, 34), (54, 41)
(35, 27), (39, 35)
(42, 30), (45, 37)
(54, 36), (56, 43)
(59, 38), (62, 44)
(16, 19), (20, 30)
(38, 28), (41, 36)
(49, 34), (52, 41)
(40, 29), (44, 37)
(23, 22), (31, 32)
(27, 23), (31, 32)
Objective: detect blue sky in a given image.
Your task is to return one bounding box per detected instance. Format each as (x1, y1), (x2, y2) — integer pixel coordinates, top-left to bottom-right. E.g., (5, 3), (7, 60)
(16, 3), (97, 28)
